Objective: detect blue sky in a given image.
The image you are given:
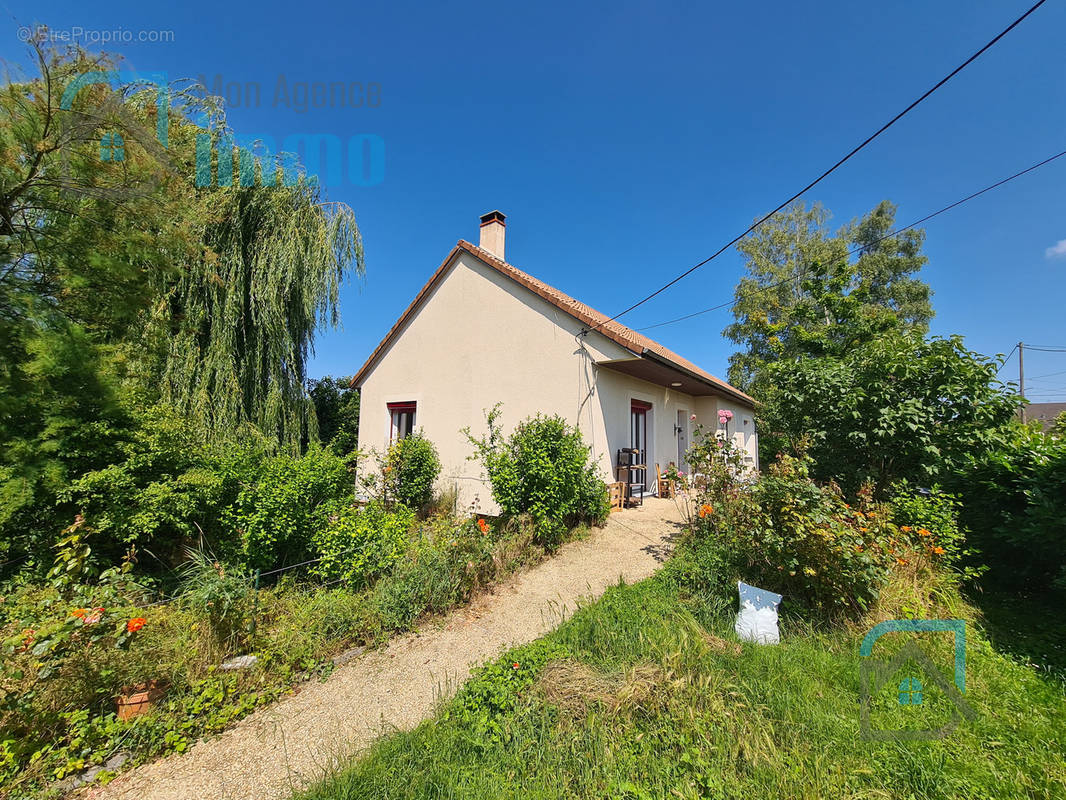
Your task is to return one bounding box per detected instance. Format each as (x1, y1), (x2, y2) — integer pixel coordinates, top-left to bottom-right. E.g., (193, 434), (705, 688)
(7, 0), (1066, 399)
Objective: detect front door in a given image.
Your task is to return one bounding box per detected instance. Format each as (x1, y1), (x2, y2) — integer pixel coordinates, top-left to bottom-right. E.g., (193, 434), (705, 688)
(677, 409), (689, 472)
(630, 400), (651, 491)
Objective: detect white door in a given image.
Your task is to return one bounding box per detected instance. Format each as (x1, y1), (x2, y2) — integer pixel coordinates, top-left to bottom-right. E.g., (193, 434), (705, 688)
(677, 410), (689, 472)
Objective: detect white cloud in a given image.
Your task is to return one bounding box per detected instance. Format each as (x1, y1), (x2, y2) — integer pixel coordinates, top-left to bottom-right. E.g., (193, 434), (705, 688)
(1045, 239), (1066, 259)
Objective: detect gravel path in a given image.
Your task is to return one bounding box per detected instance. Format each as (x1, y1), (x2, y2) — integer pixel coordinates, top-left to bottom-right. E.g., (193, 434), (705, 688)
(92, 498), (684, 800)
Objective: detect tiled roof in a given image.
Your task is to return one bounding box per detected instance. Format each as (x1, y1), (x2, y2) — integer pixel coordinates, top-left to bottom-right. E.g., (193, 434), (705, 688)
(352, 240), (755, 406)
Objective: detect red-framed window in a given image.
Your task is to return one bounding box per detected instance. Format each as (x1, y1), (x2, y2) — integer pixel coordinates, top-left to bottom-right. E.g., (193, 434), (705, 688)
(388, 402), (416, 443)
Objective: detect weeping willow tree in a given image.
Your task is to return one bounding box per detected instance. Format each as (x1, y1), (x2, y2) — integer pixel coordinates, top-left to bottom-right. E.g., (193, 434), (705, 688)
(149, 167), (363, 452)
(110, 74), (367, 451)
(2, 39), (364, 455)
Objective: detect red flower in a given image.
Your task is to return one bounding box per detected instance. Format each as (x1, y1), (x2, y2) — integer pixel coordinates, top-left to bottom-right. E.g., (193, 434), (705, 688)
(511, 662), (520, 670)
(126, 617), (147, 633)
(477, 518), (489, 535)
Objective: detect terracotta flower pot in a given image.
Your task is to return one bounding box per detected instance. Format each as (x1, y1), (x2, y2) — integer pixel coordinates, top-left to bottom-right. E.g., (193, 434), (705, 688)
(116, 679), (167, 721)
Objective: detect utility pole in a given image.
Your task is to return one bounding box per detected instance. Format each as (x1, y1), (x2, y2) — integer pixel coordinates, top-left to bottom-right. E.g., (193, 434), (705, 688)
(1019, 341), (1026, 423)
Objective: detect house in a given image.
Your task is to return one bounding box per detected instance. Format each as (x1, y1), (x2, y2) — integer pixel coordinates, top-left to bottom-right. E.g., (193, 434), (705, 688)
(352, 211), (758, 510)
(1023, 401), (1066, 431)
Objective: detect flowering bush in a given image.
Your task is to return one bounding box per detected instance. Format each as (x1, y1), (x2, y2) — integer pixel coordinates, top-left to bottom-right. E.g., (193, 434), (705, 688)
(676, 437), (918, 615)
(889, 483), (982, 580)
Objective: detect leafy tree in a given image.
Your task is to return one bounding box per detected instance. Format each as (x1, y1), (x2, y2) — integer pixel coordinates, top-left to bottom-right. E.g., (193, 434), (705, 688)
(759, 333), (1018, 495)
(0, 41), (363, 567)
(308, 376), (359, 454)
(725, 201), (933, 393)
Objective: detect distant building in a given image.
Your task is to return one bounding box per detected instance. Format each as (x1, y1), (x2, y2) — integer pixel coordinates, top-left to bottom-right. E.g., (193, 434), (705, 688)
(1024, 402), (1066, 431)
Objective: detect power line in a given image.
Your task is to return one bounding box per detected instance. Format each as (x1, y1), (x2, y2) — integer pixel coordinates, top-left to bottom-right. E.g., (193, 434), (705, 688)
(1025, 346), (1066, 353)
(1027, 368), (1066, 380)
(587, 0), (1050, 332)
(997, 343), (1020, 375)
(637, 148), (1066, 333)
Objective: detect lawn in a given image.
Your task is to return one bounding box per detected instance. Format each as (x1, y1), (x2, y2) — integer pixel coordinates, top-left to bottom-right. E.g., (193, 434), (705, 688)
(296, 574), (1066, 800)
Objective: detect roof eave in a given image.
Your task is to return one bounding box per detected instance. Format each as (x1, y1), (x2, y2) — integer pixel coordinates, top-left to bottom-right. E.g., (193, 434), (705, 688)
(639, 350), (756, 406)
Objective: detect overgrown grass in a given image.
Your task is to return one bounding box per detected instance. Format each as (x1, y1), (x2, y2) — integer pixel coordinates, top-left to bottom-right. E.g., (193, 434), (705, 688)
(0, 513), (584, 797)
(297, 574), (1066, 800)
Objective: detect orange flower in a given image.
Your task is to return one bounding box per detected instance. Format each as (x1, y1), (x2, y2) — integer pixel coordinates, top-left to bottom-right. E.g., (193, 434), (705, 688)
(859, 527), (868, 532)
(512, 662), (520, 670)
(477, 518), (489, 534)
(71, 608), (87, 619)
(896, 558), (908, 565)
(931, 545), (945, 555)
(918, 528), (932, 537)
(126, 617), (147, 633)
(698, 504), (714, 518)
(900, 525), (913, 533)
(855, 511), (866, 519)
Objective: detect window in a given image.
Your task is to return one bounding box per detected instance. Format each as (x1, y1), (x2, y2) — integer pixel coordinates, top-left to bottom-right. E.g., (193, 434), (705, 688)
(388, 402), (416, 442)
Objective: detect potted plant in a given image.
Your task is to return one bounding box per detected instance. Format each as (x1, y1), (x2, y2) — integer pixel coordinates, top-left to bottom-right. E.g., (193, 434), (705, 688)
(116, 679), (168, 721)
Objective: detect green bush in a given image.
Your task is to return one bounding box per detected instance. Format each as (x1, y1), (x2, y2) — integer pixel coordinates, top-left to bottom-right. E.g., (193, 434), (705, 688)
(312, 501), (415, 589)
(466, 406), (609, 546)
(888, 483), (980, 579)
(227, 446), (353, 571)
(952, 423), (1066, 591)
(61, 405), (267, 572)
(384, 433), (440, 511)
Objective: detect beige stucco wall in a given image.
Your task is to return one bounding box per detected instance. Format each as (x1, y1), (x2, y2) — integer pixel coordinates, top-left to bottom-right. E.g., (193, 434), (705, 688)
(356, 250), (757, 511)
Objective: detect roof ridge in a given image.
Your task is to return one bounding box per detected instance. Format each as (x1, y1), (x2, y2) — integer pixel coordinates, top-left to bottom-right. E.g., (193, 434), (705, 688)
(352, 239), (754, 406)
(453, 240), (753, 404)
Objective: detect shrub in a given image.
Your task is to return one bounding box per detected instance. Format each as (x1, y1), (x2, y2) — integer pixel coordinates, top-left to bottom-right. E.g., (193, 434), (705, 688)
(466, 406), (609, 546)
(952, 423), (1066, 591)
(888, 483), (980, 579)
(62, 405), (268, 572)
(227, 446), (353, 571)
(676, 437), (909, 616)
(384, 433), (440, 511)
(312, 501), (415, 589)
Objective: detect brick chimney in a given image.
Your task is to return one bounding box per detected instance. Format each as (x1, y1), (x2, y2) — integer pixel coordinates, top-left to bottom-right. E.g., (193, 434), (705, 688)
(479, 210), (506, 260)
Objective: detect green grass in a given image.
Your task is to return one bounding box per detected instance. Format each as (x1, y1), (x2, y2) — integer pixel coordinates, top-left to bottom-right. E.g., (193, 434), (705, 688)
(297, 576), (1066, 800)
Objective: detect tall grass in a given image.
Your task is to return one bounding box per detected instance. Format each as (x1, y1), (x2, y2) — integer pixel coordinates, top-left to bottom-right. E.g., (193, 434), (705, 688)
(298, 576), (1066, 800)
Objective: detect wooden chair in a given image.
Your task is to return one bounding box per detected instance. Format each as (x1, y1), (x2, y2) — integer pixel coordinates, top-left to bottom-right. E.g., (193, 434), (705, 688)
(656, 463), (675, 498)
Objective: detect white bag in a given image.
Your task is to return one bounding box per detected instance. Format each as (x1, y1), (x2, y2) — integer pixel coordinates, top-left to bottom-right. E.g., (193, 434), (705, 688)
(734, 581), (782, 645)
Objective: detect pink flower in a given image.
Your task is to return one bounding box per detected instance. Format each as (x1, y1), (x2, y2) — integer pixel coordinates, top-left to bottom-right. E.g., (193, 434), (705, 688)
(690, 414), (696, 421)
(83, 607), (104, 626)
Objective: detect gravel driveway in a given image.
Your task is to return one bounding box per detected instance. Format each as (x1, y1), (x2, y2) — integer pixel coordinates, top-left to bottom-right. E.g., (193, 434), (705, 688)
(91, 498), (684, 800)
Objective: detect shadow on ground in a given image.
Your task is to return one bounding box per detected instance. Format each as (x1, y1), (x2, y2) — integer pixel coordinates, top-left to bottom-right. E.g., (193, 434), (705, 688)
(969, 585), (1066, 683)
